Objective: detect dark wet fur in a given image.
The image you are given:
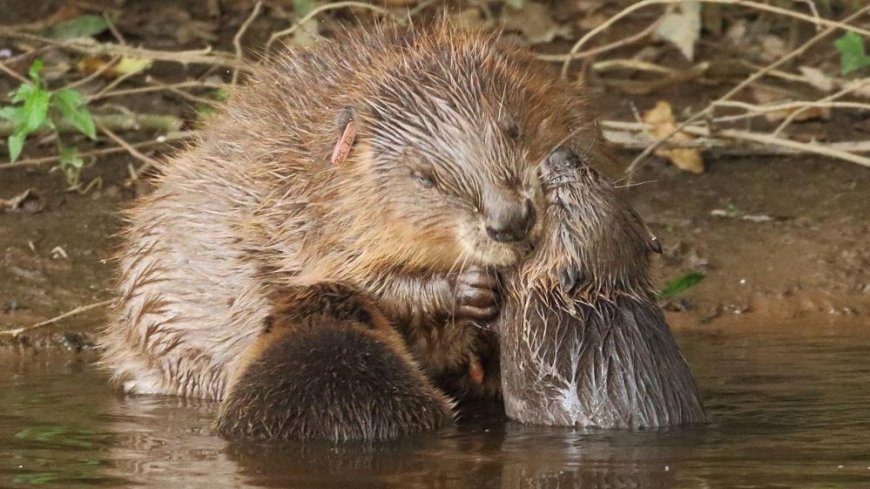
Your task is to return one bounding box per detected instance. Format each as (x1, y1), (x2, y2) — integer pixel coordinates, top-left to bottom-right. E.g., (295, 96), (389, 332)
(498, 148), (706, 428)
(216, 283), (453, 442)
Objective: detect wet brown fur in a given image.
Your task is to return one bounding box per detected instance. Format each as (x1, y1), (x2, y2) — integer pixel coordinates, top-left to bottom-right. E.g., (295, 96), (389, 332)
(100, 22), (600, 439)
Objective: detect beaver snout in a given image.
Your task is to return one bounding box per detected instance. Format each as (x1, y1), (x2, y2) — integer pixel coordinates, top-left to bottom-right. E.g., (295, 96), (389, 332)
(484, 196), (536, 243)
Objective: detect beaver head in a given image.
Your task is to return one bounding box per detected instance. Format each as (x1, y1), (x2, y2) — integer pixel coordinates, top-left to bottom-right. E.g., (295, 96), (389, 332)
(301, 27), (600, 273)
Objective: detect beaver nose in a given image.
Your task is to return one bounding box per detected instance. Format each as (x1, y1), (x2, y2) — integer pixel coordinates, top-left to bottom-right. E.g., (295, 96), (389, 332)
(485, 198), (536, 243)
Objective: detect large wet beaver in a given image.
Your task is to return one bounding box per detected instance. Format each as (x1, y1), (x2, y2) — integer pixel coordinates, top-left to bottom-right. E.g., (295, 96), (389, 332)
(100, 22), (596, 441)
(101, 22), (703, 442)
(499, 147), (706, 428)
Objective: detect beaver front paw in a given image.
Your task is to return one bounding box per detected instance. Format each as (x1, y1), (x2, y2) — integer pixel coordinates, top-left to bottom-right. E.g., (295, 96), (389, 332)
(447, 266), (501, 324)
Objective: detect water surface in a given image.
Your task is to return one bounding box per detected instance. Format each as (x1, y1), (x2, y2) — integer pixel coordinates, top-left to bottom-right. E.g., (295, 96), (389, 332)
(2, 327), (869, 488)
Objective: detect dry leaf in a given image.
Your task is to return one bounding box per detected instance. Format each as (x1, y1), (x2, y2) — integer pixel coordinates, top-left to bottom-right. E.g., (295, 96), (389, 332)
(75, 55), (152, 78)
(501, 1), (571, 45)
(114, 56), (153, 76)
(642, 101), (704, 174)
(655, 1), (701, 61)
(798, 66), (835, 93)
(759, 35), (786, 62)
(749, 85), (783, 104)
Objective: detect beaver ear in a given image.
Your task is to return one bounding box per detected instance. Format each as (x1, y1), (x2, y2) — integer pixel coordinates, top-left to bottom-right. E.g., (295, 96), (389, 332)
(336, 106), (356, 130)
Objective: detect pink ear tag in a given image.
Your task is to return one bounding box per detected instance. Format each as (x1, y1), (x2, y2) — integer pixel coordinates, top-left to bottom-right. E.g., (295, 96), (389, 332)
(331, 119), (357, 166)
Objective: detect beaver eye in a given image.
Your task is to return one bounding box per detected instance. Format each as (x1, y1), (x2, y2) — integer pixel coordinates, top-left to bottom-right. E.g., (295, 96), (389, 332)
(411, 170), (435, 189)
(505, 119), (520, 140)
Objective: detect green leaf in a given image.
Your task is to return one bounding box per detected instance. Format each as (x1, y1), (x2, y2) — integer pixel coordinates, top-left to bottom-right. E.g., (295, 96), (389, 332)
(52, 88), (96, 139)
(0, 106), (24, 126)
(20, 87), (50, 133)
(27, 59), (43, 83)
(46, 14), (109, 39)
(504, 0), (524, 9)
(660, 272), (705, 298)
(834, 31), (870, 75)
(293, 0), (317, 16)
(8, 132), (25, 162)
(11, 82), (39, 103)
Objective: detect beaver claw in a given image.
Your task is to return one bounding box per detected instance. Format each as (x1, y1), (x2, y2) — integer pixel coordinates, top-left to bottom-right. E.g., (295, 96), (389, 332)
(447, 266), (501, 324)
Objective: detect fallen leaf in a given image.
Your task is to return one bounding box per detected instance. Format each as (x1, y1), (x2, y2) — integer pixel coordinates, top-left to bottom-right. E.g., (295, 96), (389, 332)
(114, 56), (153, 76)
(655, 1), (701, 61)
(45, 14), (109, 40)
(798, 66), (835, 92)
(642, 101), (704, 174)
(749, 85), (783, 104)
(501, 1), (572, 45)
(759, 35), (786, 62)
(75, 56), (111, 76)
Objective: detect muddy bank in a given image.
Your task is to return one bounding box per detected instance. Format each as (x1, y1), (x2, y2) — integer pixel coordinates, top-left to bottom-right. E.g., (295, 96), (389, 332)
(2, 151), (868, 351)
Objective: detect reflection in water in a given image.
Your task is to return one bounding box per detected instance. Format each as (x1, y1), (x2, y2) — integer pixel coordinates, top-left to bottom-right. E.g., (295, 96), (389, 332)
(2, 329), (870, 488)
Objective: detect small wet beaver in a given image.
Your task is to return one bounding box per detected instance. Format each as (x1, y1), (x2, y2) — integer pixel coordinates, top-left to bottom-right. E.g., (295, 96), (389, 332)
(499, 147), (706, 428)
(216, 283), (454, 441)
(101, 22), (602, 441)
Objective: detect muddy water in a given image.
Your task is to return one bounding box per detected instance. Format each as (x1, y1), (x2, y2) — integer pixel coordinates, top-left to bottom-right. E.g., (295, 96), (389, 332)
(1, 327), (869, 489)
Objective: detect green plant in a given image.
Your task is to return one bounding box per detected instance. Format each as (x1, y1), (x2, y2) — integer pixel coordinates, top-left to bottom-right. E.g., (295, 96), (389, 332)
(0, 60), (96, 187)
(834, 31), (870, 75)
(660, 272), (706, 299)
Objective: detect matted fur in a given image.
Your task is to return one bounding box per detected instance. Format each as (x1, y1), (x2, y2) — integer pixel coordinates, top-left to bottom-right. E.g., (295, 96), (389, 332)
(100, 22), (598, 414)
(499, 148), (706, 428)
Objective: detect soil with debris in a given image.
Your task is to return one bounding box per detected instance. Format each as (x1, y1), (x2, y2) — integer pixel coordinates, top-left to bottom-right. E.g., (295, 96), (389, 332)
(1, 0), (868, 351)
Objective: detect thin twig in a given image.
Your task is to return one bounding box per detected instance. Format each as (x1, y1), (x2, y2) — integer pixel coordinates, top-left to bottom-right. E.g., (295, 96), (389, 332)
(698, 127), (870, 167)
(771, 78), (870, 136)
(103, 11), (128, 45)
(0, 28), (241, 68)
(265, 1), (393, 54)
(0, 299), (114, 338)
(0, 60), (29, 84)
(91, 80), (224, 101)
(92, 69), (144, 100)
(232, 1), (263, 88)
(601, 120), (870, 154)
(0, 130), (194, 170)
(536, 6), (672, 64)
(63, 55), (122, 91)
(624, 5), (870, 177)
(0, 113), (183, 137)
(97, 123), (162, 172)
(711, 100), (870, 124)
(560, 0), (870, 79)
